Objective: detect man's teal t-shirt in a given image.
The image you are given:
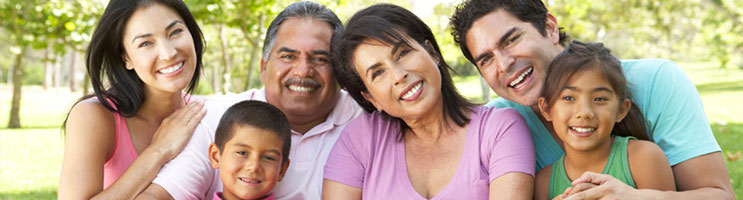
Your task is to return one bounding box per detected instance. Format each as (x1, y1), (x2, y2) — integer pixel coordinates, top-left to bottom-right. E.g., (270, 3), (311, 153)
(487, 59), (721, 170)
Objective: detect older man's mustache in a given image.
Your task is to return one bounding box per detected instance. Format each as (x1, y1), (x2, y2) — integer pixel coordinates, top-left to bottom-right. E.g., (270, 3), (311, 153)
(284, 78), (321, 88)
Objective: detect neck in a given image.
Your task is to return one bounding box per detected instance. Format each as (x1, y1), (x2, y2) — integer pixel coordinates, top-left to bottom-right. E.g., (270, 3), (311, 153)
(288, 111), (331, 134)
(562, 137), (614, 180)
(403, 99), (459, 143)
(135, 87), (185, 123)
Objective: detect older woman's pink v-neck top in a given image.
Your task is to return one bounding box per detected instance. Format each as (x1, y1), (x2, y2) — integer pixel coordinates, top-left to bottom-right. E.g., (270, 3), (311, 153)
(324, 106), (535, 199)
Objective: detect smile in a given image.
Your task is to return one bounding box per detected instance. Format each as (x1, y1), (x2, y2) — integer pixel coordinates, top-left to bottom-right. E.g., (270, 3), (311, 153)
(238, 177), (262, 184)
(570, 127), (596, 133)
(508, 66), (532, 88)
(399, 81), (423, 101)
(158, 61), (184, 74)
(288, 85), (317, 93)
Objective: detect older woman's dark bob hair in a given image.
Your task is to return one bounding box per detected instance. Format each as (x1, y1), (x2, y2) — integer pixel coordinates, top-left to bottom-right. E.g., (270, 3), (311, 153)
(332, 4), (475, 140)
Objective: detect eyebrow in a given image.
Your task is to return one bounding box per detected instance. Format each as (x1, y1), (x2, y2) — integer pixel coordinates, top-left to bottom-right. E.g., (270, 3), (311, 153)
(131, 20), (184, 44)
(365, 63), (382, 77)
(563, 86), (615, 93)
(278, 47), (296, 54)
(473, 27), (517, 65)
(232, 143), (282, 155)
(312, 50), (329, 56)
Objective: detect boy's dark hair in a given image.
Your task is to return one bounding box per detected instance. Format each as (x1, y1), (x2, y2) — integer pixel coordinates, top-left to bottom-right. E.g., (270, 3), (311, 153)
(540, 40), (649, 140)
(214, 100), (292, 163)
(449, 0), (569, 64)
(332, 4), (475, 141)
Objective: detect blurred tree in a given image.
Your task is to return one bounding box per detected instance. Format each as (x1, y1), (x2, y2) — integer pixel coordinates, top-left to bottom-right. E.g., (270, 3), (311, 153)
(1, 0), (48, 128)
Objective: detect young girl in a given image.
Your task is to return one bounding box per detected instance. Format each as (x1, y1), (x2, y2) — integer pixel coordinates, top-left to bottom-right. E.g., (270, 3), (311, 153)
(534, 41), (676, 200)
(59, 0), (206, 199)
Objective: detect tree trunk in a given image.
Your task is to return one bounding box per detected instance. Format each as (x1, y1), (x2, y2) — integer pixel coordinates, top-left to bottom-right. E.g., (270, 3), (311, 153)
(8, 48), (25, 128)
(219, 24), (232, 94)
(69, 51), (78, 92)
(244, 43), (259, 90)
(53, 53), (62, 88)
(43, 43), (53, 90)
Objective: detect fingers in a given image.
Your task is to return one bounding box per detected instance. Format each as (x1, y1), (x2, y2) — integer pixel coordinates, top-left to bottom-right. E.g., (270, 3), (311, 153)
(566, 183), (596, 197)
(571, 171), (609, 185)
(562, 184), (609, 200)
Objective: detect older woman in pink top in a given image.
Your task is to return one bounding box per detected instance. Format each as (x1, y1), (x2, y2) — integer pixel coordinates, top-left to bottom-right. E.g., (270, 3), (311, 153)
(323, 4), (535, 200)
(58, 0), (206, 199)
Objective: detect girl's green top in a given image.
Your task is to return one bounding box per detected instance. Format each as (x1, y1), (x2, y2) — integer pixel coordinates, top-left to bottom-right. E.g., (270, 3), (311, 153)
(549, 136), (637, 199)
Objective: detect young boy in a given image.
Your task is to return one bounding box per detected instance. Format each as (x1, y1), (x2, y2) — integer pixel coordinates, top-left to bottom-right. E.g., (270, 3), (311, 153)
(209, 100), (291, 200)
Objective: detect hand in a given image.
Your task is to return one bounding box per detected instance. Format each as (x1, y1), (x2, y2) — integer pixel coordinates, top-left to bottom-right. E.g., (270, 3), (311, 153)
(562, 171), (638, 200)
(149, 100), (206, 160)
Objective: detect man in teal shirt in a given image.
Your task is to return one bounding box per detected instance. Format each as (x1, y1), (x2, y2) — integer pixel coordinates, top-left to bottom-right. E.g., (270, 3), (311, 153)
(449, 0), (734, 199)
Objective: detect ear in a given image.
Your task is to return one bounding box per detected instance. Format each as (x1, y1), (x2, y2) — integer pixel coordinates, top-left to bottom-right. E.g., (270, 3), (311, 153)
(616, 98), (631, 123)
(260, 58), (268, 83)
(208, 143), (221, 169)
(361, 91), (383, 112)
(423, 40), (440, 64)
(123, 55), (134, 70)
(537, 97), (553, 122)
(544, 13), (561, 45)
(277, 159), (290, 181)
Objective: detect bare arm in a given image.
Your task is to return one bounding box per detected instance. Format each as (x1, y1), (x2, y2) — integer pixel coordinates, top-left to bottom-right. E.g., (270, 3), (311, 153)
(490, 172), (533, 200)
(627, 140), (675, 191)
(136, 184), (174, 200)
(564, 152), (734, 200)
(322, 179), (362, 200)
(58, 100), (205, 200)
(534, 166), (552, 200)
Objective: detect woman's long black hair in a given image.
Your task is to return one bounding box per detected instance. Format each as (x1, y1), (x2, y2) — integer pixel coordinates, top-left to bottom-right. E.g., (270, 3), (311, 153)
(63, 0), (204, 132)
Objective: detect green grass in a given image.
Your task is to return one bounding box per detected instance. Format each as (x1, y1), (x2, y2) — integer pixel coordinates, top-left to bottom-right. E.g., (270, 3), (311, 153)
(0, 61), (741, 199)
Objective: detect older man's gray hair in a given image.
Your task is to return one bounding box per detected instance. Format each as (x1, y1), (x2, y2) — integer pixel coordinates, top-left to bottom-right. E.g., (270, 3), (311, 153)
(261, 1), (343, 61)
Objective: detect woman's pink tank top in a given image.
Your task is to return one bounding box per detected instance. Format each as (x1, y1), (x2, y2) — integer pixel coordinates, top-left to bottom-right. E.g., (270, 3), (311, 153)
(102, 98), (138, 189)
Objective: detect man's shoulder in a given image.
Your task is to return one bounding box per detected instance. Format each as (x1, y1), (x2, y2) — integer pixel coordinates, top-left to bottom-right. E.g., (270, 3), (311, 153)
(486, 97), (526, 109)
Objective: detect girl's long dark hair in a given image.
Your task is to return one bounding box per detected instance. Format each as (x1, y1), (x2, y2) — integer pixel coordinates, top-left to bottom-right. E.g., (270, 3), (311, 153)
(63, 0), (204, 132)
(332, 4), (476, 141)
(540, 41), (649, 140)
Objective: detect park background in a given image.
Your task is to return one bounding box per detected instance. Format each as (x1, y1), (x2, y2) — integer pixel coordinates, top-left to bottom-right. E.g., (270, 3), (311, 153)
(0, 0), (741, 199)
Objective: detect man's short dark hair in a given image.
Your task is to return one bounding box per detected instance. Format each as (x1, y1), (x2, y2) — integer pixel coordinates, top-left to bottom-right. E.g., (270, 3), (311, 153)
(214, 100), (291, 163)
(449, 0), (569, 64)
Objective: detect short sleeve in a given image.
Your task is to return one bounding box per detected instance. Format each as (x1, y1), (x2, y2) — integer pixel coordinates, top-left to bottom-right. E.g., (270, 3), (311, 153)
(152, 100), (229, 200)
(480, 108), (536, 182)
(323, 116), (371, 188)
(629, 60), (720, 165)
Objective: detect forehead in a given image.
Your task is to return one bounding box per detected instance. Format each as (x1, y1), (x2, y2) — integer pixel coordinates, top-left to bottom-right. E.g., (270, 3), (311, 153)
(465, 9), (532, 53)
(227, 125), (284, 148)
(565, 67), (612, 89)
(124, 3), (183, 38)
(273, 17), (333, 53)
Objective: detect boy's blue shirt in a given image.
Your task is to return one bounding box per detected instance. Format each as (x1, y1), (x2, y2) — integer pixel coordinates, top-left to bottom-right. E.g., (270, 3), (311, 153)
(486, 59), (721, 170)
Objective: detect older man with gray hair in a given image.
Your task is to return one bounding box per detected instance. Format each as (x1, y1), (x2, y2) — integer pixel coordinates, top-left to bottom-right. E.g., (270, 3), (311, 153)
(137, 1), (362, 199)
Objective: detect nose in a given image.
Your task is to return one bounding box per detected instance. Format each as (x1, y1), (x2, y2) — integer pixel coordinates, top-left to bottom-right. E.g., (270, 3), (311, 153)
(292, 55), (313, 77)
(392, 67), (409, 87)
(575, 99), (595, 120)
(158, 40), (177, 61)
(492, 49), (514, 74)
(244, 157), (262, 173)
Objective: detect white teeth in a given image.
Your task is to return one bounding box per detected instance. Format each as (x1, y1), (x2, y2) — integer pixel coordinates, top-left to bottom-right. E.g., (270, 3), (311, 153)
(159, 62), (183, 74)
(239, 178), (261, 184)
(571, 127), (595, 133)
(401, 82), (422, 100)
(509, 67), (533, 87)
(288, 85), (316, 92)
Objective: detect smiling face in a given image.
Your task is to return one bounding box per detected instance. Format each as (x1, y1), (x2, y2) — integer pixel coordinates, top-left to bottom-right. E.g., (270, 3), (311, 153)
(352, 39), (442, 120)
(209, 125), (289, 200)
(465, 9), (563, 106)
(538, 67), (630, 152)
(260, 17), (338, 126)
(122, 3), (197, 95)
